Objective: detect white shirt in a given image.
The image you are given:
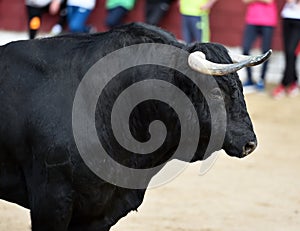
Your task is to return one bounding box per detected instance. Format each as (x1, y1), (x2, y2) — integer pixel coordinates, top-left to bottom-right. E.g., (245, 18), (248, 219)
(281, 2), (300, 20)
(26, 0), (53, 7)
(67, 0), (96, 10)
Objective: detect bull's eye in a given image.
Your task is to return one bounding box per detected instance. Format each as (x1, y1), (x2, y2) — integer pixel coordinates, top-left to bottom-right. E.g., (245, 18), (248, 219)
(210, 88), (224, 100)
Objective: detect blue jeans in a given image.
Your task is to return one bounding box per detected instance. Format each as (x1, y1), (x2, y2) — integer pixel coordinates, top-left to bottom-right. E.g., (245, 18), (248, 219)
(181, 14), (209, 43)
(67, 6), (92, 33)
(181, 15), (202, 43)
(105, 7), (128, 29)
(242, 24), (275, 82)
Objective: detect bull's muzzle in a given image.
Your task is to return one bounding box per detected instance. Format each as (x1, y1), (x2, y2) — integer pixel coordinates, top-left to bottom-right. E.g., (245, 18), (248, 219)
(242, 141), (257, 156)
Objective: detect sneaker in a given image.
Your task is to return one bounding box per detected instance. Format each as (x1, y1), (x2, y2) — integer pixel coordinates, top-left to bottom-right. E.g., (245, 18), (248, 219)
(50, 24), (63, 36)
(243, 80), (255, 87)
(256, 80), (265, 91)
(286, 82), (299, 97)
(87, 26), (97, 34)
(272, 84), (285, 99)
(243, 80), (256, 94)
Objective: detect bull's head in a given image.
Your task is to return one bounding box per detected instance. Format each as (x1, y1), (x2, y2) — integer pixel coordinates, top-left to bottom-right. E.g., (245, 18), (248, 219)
(72, 24), (271, 189)
(186, 43), (271, 159)
(72, 39), (270, 189)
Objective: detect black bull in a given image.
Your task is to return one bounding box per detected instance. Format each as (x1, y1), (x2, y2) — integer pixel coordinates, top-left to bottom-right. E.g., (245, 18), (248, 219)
(0, 23), (270, 230)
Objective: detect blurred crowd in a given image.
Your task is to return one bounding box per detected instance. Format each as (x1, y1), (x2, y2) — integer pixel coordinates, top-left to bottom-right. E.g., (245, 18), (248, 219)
(25, 0), (169, 38)
(10, 0), (300, 98)
(241, 0), (300, 99)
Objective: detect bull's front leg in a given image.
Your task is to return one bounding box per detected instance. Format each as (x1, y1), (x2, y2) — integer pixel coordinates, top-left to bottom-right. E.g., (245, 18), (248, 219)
(25, 157), (74, 231)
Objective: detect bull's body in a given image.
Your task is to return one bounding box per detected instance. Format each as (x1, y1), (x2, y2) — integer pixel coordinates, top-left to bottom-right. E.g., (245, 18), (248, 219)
(0, 23), (257, 231)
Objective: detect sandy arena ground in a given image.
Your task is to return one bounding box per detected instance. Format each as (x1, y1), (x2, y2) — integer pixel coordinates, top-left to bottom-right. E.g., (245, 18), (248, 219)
(0, 85), (299, 231)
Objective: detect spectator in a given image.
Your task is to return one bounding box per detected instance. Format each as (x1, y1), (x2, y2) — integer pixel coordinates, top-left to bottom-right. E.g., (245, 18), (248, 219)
(272, 0), (300, 99)
(50, 0), (68, 35)
(145, 0), (173, 26)
(179, 0), (218, 43)
(67, 0), (96, 33)
(105, 0), (136, 30)
(241, 0), (278, 92)
(26, 0), (61, 39)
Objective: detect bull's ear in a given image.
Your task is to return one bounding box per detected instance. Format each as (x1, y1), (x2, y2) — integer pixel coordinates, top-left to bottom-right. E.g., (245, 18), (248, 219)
(188, 50), (272, 76)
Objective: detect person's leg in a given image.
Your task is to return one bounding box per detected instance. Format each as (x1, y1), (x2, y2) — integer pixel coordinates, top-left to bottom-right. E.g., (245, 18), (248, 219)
(27, 6), (44, 39)
(260, 26), (274, 81)
(281, 19), (300, 86)
(189, 16), (202, 42)
(58, 0), (68, 27)
(105, 7), (128, 29)
(242, 24), (258, 84)
(67, 5), (75, 29)
(68, 6), (91, 33)
(181, 15), (192, 43)
(145, 2), (155, 24)
(273, 19), (300, 98)
(51, 2), (68, 35)
(146, 2), (170, 26)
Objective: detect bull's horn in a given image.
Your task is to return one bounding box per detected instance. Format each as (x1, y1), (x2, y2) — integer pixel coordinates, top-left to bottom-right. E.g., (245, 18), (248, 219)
(188, 49), (272, 76)
(228, 50), (272, 66)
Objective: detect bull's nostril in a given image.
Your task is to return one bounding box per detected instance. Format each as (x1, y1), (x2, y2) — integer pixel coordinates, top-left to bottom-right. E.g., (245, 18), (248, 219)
(243, 141), (257, 156)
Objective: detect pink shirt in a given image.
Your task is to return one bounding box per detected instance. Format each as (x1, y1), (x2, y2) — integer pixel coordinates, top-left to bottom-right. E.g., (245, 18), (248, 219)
(245, 1), (278, 26)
